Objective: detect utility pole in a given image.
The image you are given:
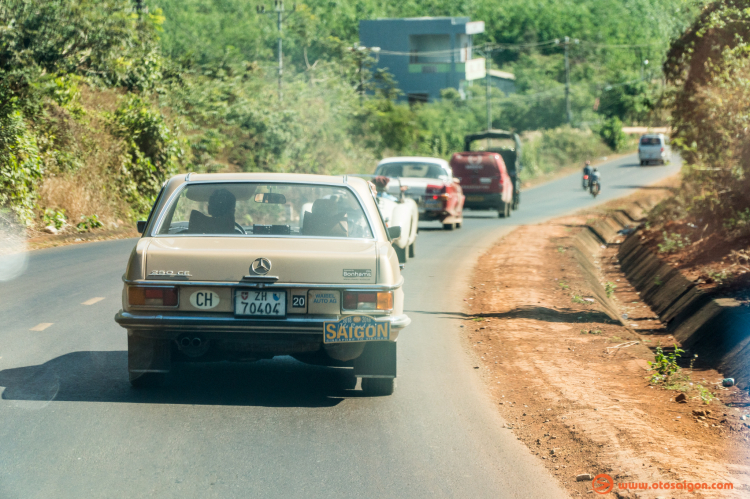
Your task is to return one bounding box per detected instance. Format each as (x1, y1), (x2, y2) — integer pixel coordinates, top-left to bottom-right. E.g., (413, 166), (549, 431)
(485, 44), (492, 133)
(257, 1), (296, 101)
(563, 36), (572, 124)
(556, 36), (578, 124)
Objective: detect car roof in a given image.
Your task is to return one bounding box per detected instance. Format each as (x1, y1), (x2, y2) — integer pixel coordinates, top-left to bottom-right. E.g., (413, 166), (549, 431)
(180, 172), (350, 184)
(162, 172), (372, 203)
(377, 156), (450, 168)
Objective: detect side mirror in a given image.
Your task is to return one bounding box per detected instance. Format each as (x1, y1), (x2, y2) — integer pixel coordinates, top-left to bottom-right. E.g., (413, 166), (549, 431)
(387, 226), (402, 239)
(137, 220), (147, 234)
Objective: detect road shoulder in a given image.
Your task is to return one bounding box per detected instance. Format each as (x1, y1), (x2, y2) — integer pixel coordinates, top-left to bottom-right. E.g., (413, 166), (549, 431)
(463, 184), (750, 497)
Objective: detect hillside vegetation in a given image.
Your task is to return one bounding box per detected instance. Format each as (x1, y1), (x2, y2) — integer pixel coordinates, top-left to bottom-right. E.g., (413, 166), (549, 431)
(0, 0), (700, 233)
(646, 1), (750, 261)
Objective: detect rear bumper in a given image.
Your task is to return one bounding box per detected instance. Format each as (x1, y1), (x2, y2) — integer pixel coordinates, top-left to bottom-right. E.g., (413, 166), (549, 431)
(639, 152), (668, 160)
(115, 311), (410, 340)
(463, 193), (503, 210)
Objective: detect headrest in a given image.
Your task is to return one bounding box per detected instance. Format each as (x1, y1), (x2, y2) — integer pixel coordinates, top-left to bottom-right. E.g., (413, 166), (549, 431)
(312, 198), (337, 214)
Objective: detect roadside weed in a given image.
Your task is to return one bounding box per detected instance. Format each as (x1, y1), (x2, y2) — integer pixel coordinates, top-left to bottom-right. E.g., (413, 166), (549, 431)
(43, 209), (66, 230)
(696, 384), (716, 404)
(580, 329), (602, 335)
(708, 270), (730, 283)
(472, 318), (484, 322)
(652, 352), (713, 403)
(654, 275), (663, 286)
(657, 231), (689, 253)
(558, 281), (570, 290)
(648, 345), (684, 380)
(76, 214), (103, 232)
(604, 281), (616, 298)
(557, 246), (567, 253)
(571, 295), (586, 305)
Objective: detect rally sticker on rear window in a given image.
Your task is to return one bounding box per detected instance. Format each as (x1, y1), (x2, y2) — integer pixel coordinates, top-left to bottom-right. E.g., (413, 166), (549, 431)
(323, 315), (390, 343)
(343, 269), (372, 279)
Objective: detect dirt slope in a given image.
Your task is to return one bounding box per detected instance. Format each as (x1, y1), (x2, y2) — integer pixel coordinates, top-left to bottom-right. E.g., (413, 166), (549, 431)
(463, 209), (750, 497)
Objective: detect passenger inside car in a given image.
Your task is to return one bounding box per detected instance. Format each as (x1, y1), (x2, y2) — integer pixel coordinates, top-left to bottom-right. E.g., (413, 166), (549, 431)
(301, 198), (349, 237)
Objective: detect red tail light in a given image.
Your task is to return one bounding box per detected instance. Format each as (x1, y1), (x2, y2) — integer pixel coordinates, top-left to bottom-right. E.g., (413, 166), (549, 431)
(584, 175), (589, 179)
(128, 286), (178, 307)
(661, 147), (665, 152)
(343, 291), (393, 311)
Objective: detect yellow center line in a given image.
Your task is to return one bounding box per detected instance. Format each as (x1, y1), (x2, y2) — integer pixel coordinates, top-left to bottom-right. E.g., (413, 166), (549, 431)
(81, 297), (105, 306)
(30, 323), (53, 331)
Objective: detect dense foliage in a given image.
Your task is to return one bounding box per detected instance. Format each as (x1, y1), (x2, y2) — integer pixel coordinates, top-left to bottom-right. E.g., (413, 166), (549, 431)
(653, 0), (750, 234)
(0, 0), (702, 229)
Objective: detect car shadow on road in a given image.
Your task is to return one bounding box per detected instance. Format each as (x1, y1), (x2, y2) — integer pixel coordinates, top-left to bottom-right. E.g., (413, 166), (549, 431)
(478, 306), (616, 323)
(0, 351), (359, 407)
(407, 307), (616, 324)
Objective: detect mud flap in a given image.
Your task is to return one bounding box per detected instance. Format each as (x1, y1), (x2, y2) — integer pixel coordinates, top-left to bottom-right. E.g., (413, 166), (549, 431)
(353, 341), (397, 378)
(128, 333), (171, 373)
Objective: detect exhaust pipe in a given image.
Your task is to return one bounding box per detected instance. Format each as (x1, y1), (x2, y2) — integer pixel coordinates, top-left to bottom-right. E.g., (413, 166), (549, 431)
(177, 335), (209, 357)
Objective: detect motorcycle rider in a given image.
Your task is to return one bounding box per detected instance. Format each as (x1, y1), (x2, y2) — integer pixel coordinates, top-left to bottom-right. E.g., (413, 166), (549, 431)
(590, 167), (601, 193)
(582, 160), (592, 189)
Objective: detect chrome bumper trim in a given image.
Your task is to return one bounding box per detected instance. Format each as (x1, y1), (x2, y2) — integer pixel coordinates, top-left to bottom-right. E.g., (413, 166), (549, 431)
(122, 276), (405, 291)
(115, 311), (411, 332)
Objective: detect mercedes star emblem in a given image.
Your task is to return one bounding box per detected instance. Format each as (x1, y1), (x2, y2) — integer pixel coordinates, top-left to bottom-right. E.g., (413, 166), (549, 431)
(251, 258), (272, 275)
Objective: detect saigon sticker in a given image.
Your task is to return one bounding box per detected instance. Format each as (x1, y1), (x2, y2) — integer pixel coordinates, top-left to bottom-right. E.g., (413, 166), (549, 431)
(323, 315), (390, 343)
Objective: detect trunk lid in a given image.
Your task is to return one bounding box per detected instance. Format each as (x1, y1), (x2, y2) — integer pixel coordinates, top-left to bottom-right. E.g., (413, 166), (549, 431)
(451, 153), (503, 193)
(145, 237), (378, 284)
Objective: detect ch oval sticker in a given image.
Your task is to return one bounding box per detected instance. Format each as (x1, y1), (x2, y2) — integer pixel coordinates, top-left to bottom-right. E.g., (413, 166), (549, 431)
(190, 290), (220, 309)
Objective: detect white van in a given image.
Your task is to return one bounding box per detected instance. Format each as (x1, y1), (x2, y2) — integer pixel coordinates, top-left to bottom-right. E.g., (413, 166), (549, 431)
(638, 134), (671, 165)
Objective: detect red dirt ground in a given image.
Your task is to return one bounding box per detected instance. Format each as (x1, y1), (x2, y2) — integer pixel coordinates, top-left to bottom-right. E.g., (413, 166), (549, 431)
(463, 188), (750, 497)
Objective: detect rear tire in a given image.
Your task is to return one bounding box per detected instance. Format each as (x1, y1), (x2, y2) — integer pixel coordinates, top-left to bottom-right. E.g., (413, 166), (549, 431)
(498, 202), (510, 218)
(408, 242), (416, 258)
(394, 245), (408, 263)
(129, 372), (165, 388)
(361, 377), (395, 396)
(455, 221), (462, 229)
(442, 222), (455, 230)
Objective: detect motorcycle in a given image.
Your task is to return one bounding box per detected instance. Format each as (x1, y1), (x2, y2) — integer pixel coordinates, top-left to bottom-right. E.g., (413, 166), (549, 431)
(589, 179), (600, 197)
(582, 174), (590, 190)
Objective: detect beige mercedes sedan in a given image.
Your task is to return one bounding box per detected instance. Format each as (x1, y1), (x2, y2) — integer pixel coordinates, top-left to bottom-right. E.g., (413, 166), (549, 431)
(115, 173), (410, 395)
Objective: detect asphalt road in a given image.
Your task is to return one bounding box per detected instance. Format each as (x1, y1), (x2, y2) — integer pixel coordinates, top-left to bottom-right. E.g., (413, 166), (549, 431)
(0, 154), (680, 498)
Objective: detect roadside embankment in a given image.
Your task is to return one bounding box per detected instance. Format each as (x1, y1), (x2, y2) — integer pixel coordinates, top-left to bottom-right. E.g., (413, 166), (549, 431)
(464, 181), (750, 497)
(618, 232), (750, 389)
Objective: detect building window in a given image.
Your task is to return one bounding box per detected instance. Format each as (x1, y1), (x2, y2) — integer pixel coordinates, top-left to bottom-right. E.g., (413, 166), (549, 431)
(409, 35), (452, 63)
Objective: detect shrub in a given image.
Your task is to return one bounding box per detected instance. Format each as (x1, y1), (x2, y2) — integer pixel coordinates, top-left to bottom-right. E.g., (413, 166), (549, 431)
(0, 111), (43, 224)
(109, 95), (185, 214)
(598, 117), (627, 152)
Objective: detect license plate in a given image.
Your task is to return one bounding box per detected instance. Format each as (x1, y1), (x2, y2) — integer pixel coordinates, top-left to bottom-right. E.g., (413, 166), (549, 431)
(323, 315), (390, 343)
(424, 200), (441, 208)
(235, 289), (286, 317)
(467, 195), (484, 202)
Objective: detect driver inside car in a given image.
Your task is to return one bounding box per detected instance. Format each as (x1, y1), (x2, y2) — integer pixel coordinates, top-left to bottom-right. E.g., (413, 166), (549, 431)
(187, 188), (237, 234)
